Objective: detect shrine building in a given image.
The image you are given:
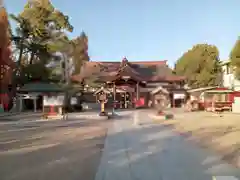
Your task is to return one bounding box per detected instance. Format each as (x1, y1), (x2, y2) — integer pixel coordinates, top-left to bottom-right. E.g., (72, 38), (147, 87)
(71, 57), (187, 108)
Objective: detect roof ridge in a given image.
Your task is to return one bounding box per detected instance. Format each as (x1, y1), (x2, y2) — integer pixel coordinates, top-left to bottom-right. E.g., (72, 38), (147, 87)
(87, 60), (167, 64)
(131, 60), (167, 62)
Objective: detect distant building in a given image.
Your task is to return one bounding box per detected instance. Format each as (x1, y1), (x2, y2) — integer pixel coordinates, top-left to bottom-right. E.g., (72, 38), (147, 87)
(221, 60), (240, 91)
(71, 57), (187, 107)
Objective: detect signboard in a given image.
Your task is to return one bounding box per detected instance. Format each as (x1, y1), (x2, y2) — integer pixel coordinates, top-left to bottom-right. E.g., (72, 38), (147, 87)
(119, 86), (134, 92)
(122, 76), (130, 80)
(173, 93), (185, 99)
(43, 95), (64, 106)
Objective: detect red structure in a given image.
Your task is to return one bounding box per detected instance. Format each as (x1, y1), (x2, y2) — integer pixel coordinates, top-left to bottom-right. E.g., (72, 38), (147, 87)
(197, 87), (240, 112)
(72, 58), (186, 108)
(0, 5), (14, 110)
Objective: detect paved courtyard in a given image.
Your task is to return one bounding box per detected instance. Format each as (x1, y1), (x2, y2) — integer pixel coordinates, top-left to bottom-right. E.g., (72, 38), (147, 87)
(0, 110), (240, 180)
(0, 113), (110, 180)
(95, 110), (240, 180)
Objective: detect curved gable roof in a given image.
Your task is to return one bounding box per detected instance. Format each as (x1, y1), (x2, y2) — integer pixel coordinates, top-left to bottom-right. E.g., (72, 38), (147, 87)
(71, 58), (185, 82)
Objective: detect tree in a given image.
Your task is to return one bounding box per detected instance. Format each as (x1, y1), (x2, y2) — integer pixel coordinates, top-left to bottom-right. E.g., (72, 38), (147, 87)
(0, 5), (8, 50)
(10, 15), (34, 65)
(19, 0), (73, 63)
(174, 44), (221, 88)
(10, 0), (73, 83)
(230, 38), (240, 79)
(70, 32), (90, 75)
(0, 3), (15, 111)
(0, 5), (14, 88)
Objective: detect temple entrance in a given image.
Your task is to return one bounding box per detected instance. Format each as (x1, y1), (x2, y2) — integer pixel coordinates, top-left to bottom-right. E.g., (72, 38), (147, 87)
(170, 91), (186, 108)
(118, 92), (131, 109)
(23, 95), (43, 111)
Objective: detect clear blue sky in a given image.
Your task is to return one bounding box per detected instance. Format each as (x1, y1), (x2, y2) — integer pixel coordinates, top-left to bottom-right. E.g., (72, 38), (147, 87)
(5, 0), (240, 66)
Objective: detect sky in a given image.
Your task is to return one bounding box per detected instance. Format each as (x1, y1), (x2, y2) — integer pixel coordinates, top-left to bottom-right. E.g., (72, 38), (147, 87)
(5, 0), (240, 66)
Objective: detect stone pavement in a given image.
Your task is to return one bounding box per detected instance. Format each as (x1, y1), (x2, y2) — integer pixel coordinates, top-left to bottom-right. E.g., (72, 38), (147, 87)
(95, 110), (240, 180)
(0, 112), (43, 123)
(0, 112), (109, 180)
(0, 111), (110, 125)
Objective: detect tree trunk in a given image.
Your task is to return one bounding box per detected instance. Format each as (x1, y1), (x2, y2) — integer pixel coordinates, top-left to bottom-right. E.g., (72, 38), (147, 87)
(29, 52), (35, 65)
(8, 40), (24, 112)
(13, 40), (24, 85)
(17, 41), (24, 67)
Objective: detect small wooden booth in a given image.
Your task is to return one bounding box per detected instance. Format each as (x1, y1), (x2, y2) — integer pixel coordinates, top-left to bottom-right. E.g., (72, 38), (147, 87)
(203, 88), (233, 112)
(17, 82), (65, 118)
(43, 92), (65, 119)
(186, 86), (218, 111)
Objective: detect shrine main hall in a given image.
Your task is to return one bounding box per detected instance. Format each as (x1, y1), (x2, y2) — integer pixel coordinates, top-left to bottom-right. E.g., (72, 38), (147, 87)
(71, 58), (186, 108)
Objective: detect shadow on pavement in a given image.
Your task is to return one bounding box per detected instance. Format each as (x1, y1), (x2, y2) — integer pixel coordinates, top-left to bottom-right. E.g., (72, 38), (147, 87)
(0, 116), (110, 180)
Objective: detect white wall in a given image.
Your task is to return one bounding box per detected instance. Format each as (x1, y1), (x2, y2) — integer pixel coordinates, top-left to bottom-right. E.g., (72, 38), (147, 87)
(222, 73), (234, 88)
(222, 63), (240, 90)
(233, 79), (240, 91)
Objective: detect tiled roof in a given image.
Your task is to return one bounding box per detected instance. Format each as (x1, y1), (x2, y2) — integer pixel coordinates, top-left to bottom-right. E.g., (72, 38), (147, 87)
(129, 60), (167, 65)
(71, 58), (185, 83)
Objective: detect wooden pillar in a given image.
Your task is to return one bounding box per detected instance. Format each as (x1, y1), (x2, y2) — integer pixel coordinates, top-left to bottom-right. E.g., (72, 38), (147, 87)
(136, 82), (139, 100)
(124, 92), (127, 108)
(111, 82), (117, 114)
(120, 93), (123, 108)
(131, 91), (134, 108)
(42, 95), (44, 115)
(172, 93), (175, 108)
(113, 82), (116, 101)
(33, 98), (37, 112)
(19, 97), (23, 112)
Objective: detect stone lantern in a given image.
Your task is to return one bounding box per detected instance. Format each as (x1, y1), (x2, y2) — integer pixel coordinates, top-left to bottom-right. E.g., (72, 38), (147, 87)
(94, 87), (109, 116)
